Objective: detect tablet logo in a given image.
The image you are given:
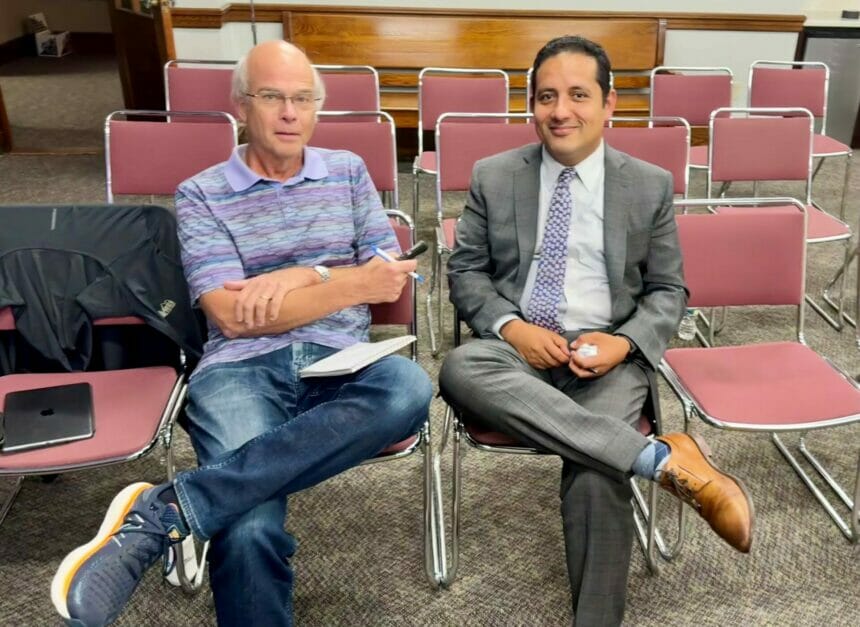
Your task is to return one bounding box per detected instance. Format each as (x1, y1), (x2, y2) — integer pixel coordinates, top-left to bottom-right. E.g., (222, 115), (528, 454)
(159, 299), (176, 318)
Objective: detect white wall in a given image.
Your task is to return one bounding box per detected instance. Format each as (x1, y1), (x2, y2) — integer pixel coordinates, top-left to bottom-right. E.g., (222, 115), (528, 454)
(0, 0), (110, 45)
(664, 31), (798, 106)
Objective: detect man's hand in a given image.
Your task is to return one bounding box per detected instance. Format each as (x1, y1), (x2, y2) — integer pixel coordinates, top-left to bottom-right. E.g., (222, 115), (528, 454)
(354, 256), (417, 304)
(500, 319), (570, 370)
(224, 267), (317, 329)
(568, 332), (631, 379)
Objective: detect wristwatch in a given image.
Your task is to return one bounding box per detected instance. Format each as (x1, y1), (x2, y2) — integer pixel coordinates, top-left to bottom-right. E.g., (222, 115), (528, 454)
(313, 265), (330, 282)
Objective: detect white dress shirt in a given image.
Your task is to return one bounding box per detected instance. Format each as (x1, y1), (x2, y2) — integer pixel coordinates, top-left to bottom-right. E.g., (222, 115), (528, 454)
(493, 141), (612, 337)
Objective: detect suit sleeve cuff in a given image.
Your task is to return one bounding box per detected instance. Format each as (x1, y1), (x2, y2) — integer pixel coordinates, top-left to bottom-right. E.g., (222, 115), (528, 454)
(614, 333), (639, 361)
(492, 314), (521, 340)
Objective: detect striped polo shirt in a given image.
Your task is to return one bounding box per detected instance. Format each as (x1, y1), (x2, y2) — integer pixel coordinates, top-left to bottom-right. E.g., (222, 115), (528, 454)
(175, 145), (399, 375)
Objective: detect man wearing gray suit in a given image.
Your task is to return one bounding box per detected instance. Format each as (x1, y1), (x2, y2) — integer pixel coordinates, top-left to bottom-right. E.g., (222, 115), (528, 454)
(439, 36), (754, 626)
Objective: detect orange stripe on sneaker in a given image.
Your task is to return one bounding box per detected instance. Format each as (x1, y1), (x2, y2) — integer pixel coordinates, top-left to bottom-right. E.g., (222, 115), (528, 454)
(61, 483), (151, 599)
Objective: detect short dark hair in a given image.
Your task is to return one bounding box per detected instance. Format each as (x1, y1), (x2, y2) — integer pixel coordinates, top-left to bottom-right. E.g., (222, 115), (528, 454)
(530, 35), (612, 104)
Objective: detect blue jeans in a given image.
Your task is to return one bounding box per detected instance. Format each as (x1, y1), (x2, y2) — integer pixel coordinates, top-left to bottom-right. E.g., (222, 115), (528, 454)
(178, 342), (432, 627)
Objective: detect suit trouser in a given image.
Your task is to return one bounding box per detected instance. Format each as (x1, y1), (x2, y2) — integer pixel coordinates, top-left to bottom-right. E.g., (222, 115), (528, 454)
(439, 338), (651, 627)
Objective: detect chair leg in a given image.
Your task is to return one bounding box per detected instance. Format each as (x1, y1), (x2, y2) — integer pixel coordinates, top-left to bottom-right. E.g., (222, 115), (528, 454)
(822, 244), (857, 328)
(160, 385), (209, 593)
(412, 169), (420, 226)
(419, 419), (449, 588)
(0, 476), (24, 527)
(630, 477), (688, 574)
(772, 432), (859, 542)
(426, 239), (440, 355)
(436, 412), (462, 587)
(435, 246), (446, 355)
(806, 239), (850, 332)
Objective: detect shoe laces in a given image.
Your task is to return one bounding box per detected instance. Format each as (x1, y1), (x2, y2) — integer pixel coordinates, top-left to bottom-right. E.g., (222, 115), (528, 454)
(665, 471), (702, 512)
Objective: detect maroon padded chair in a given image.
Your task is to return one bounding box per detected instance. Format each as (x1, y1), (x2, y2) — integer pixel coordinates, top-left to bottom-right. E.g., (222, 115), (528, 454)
(436, 347), (669, 585)
(310, 111), (399, 210)
(412, 68), (510, 221)
(315, 64), (380, 115)
(649, 67), (733, 170)
(427, 112), (536, 355)
(748, 61), (851, 160)
(105, 109), (238, 203)
(164, 59), (236, 117)
(0, 310), (201, 586)
(708, 107), (852, 331)
(748, 61), (855, 330)
(604, 116), (691, 198)
(664, 198), (860, 542)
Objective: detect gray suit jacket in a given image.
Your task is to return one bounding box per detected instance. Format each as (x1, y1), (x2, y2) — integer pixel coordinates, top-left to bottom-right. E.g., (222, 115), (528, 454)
(447, 142), (688, 370)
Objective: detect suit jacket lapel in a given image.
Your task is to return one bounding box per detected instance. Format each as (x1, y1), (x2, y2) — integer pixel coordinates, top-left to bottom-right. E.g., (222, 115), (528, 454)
(513, 145), (541, 291)
(603, 146), (629, 314)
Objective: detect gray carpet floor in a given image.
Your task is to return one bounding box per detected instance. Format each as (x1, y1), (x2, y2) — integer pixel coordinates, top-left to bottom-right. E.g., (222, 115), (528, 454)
(0, 53), (859, 626)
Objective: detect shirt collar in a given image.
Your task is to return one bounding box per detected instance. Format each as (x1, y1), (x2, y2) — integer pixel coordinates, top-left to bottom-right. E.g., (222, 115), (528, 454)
(540, 140), (605, 193)
(224, 145), (329, 192)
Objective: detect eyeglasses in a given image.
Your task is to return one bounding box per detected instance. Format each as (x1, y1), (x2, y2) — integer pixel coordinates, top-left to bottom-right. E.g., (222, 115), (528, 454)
(244, 90), (321, 111)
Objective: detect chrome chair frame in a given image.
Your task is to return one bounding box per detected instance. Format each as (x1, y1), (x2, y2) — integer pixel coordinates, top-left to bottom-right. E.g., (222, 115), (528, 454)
(314, 110), (399, 213)
(707, 106), (852, 332)
(412, 67), (510, 223)
(648, 66), (733, 171)
(748, 60), (853, 235)
(104, 109), (238, 204)
(163, 58), (236, 112)
(663, 197), (860, 543)
(426, 111), (535, 355)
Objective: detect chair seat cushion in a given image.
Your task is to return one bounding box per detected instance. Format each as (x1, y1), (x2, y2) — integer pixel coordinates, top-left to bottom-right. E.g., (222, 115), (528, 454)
(714, 204), (850, 241)
(813, 133), (851, 157)
(378, 434), (420, 456)
(0, 367), (179, 471)
(664, 341), (860, 429)
(416, 151), (437, 173)
(689, 144), (709, 168)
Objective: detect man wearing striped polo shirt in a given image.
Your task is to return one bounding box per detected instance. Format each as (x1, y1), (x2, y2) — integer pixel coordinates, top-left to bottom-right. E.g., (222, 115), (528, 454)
(52, 40), (432, 627)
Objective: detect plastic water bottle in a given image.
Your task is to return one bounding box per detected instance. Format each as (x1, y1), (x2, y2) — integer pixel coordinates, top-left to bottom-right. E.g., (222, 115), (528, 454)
(677, 308), (698, 342)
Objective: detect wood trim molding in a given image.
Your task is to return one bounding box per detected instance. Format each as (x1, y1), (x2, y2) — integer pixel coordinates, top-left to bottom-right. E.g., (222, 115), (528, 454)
(171, 4), (806, 33)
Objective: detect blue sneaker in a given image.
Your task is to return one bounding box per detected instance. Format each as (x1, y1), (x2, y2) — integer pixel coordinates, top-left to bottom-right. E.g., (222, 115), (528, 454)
(51, 482), (189, 626)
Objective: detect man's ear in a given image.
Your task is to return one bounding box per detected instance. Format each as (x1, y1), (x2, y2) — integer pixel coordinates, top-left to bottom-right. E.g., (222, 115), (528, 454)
(603, 88), (618, 119)
(234, 99), (248, 124)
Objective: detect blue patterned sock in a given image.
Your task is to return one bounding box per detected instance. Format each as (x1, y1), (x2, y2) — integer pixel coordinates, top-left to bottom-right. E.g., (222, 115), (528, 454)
(631, 440), (671, 480)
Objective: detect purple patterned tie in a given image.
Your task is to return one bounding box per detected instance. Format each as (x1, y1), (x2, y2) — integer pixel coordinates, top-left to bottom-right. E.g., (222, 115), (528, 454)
(527, 167), (576, 333)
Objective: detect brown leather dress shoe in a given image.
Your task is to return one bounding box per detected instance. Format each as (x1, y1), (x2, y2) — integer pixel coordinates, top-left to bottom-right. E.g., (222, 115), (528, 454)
(656, 433), (754, 553)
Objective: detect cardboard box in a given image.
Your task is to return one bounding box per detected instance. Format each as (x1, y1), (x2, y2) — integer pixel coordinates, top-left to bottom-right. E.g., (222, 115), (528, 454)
(28, 12), (72, 57)
(35, 29), (71, 57)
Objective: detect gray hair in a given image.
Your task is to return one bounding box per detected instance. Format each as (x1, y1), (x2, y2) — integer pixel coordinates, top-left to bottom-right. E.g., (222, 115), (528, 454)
(231, 48), (326, 111)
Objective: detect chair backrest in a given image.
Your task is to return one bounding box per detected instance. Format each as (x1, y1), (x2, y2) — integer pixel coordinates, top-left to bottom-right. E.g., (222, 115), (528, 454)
(369, 210), (418, 360)
(435, 113), (536, 216)
(418, 67), (509, 153)
(749, 61), (829, 129)
(315, 64), (380, 114)
(650, 66), (733, 126)
(603, 116), (690, 196)
(310, 111), (398, 209)
(105, 110), (238, 202)
(164, 59), (237, 116)
(674, 199), (807, 315)
(707, 107), (813, 197)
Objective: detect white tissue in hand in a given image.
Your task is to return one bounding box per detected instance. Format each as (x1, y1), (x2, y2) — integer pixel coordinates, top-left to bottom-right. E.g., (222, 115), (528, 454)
(576, 343), (598, 358)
